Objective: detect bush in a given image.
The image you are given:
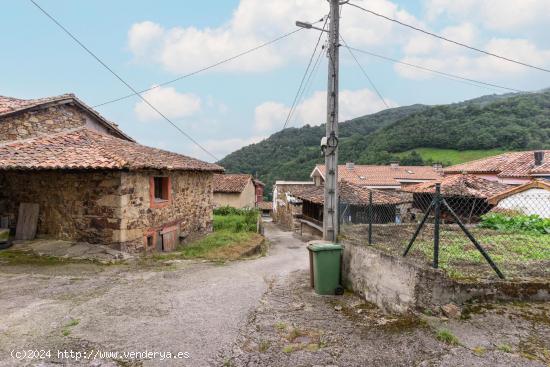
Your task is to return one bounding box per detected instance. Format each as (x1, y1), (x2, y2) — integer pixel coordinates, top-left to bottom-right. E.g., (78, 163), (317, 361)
(213, 206), (259, 233)
(480, 212), (550, 235)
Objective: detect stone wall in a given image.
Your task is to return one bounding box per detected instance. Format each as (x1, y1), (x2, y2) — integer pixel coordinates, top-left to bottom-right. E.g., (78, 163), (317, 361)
(117, 170), (214, 252)
(0, 171), (122, 244)
(342, 241), (550, 314)
(0, 169), (215, 252)
(0, 104), (87, 142)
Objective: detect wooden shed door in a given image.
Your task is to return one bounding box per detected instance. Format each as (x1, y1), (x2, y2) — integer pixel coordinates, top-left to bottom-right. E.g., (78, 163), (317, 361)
(160, 226), (178, 252)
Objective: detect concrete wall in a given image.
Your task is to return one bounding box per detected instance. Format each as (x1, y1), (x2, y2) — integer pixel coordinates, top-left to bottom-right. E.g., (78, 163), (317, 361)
(342, 241), (550, 314)
(496, 188), (550, 218)
(213, 179), (256, 208)
(0, 169), (214, 252)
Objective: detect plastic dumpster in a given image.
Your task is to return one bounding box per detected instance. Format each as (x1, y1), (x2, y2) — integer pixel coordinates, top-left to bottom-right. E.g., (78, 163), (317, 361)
(307, 241), (343, 295)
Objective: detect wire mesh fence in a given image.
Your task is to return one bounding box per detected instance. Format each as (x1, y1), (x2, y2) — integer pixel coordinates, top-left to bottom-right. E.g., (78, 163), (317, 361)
(340, 184), (550, 280)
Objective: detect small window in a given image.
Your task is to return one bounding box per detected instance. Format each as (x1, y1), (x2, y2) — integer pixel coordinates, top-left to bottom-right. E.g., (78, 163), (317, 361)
(154, 176), (169, 201)
(146, 235), (153, 249)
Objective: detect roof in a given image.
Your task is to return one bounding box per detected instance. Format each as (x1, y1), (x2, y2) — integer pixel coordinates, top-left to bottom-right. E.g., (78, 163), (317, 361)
(213, 174), (253, 193)
(403, 174), (509, 198)
(311, 164), (441, 187)
(444, 150), (550, 178)
(0, 94), (133, 141)
(258, 201), (273, 210)
(488, 180), (550, 204)
(0, 127), (224, 172)
(294, 181), (405, 206)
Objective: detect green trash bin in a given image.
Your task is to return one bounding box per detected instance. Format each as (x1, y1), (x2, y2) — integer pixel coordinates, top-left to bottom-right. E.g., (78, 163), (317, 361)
(307, 242), (343, 295)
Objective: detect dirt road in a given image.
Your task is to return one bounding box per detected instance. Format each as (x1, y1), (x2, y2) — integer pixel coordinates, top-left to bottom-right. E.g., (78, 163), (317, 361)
(0, 222), (308, 366)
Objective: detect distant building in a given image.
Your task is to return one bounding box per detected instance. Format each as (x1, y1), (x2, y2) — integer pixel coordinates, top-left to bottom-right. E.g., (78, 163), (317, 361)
(444, 150), (550, 185)
(272, 181), (315, 230)
(0, 94), (223, 252)
(310, 162), (442, 190)
(212, 174), (264, 209)
(488, 180), (550, 218)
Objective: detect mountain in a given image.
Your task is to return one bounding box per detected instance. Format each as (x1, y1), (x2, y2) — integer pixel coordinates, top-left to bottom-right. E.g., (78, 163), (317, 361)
(219, 90), (550, 196)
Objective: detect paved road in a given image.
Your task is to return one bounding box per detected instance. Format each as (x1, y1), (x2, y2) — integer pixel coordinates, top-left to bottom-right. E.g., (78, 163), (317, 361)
(0, 222), (308, 366)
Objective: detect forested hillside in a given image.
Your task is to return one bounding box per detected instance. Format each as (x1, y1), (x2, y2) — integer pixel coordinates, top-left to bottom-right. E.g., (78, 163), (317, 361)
(219, 90), (550, 196)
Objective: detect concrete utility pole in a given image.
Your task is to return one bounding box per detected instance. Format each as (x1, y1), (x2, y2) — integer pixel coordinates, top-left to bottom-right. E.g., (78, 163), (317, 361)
(323, 0), (341, 241)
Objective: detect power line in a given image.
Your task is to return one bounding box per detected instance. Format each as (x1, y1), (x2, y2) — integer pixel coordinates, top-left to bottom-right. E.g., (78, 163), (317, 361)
(93, 28), (308, 108)
(283, 16), (329, 130)
(289, 42), (325, 127)
(340, 36), (390, 108)
(29, 0), (219, 161)
(347, 2), (550, 74)
(344, 45), (526, 93)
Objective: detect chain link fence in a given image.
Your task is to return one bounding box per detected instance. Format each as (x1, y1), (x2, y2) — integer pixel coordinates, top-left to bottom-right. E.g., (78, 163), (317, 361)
(340, 184), (550, 280)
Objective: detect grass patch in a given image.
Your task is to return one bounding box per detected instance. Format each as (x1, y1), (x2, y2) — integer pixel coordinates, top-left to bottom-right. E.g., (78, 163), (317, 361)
(498, 344), (513, 353)
(0, 250), (75, 266)
(397, 148), (507, 166)
(179, 231), (263, 260)
(258, 340), (270, 353)
(274, 322), (287, 331)
(62, 318), (80, 336)
(436, 328), (460, 346)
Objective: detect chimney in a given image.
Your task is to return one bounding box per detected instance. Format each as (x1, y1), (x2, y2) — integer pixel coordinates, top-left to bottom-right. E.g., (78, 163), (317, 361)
(534, 151), (544, 166)
(433, 163), (443, 171)
(390, 161), (399, 169)
(346, 162), (355, 170)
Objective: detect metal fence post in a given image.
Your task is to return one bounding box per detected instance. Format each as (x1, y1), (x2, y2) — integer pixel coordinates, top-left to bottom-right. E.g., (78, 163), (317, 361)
(368, 191), (373, 245)
(433, 183), (441, 269)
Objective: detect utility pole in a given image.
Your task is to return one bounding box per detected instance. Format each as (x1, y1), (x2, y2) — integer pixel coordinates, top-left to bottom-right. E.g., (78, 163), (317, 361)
(323, 0), (340, 241)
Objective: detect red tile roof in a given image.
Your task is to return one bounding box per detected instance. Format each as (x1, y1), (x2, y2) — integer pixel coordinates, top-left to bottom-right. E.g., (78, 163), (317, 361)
(0, 127), (223, 172)
(213, 174), (253, 193)
(488, 180), (550, 204)
(444, 151), (550, 177)
(0, 94), (133, 141)
(294, 181), (406, 206)
(403, 174), (509, 198)
(311, 164), (441, 187)
(258, 201), (273, 210)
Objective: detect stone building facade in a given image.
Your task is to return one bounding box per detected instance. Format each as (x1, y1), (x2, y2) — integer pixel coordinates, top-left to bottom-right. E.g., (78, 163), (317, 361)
(0, 94), (223, 252)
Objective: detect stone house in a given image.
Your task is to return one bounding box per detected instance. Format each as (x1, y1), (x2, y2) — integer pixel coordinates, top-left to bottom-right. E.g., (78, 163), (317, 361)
(271, 181), (315, 230)
(0, 94), (223, 252)
(212, 173), (264, 209)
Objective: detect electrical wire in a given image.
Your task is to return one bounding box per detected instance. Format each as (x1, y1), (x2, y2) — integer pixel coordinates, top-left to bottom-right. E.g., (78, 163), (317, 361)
(344, 45), (526, 93)
(29, 0), (219, 161)
(340, 36), (390, 108)
(93, 28), (308, 108)
(346, 2), (550, 74)
(283, 16), (329, 130)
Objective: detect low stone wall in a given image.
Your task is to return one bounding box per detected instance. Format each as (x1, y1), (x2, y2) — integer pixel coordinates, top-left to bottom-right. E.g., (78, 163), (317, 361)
(342, 241), (550, 314)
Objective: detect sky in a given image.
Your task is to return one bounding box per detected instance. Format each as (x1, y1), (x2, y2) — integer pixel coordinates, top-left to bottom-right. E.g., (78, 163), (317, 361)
(1, 0), (550, 162)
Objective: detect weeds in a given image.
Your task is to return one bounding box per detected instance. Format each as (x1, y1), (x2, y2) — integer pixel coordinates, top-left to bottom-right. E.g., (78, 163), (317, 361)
(436, 328), (460, 346)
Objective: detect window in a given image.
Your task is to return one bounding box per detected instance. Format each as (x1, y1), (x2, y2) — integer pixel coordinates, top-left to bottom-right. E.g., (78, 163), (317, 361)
(150, 176), (171, 208)
(154, 177), (169, 201)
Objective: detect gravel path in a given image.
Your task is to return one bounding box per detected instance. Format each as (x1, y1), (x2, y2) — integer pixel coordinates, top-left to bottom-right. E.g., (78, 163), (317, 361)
(0, 222), (308, 367)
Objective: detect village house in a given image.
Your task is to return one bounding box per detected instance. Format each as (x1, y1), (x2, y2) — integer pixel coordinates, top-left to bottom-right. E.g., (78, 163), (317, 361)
(212, 173), (264, 209)
(488, 180), (550, 218)
(404, 174), (509, 223)
(0, 94), (223, 252)
(272, 181), (315, 230)
(310, 162), (442, 190)
(444, 150), (550, 185)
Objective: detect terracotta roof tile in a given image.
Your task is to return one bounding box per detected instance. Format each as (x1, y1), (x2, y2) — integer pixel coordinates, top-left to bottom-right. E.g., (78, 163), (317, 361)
(213, 174), (252, 193)
(258, 201), (272, 210)
(312, 164), (442, 187)
(444, 150), (550, 177)
(294, 182), (405, 206)
(0, 127), (223, 172)
(403, 174), (509, 198)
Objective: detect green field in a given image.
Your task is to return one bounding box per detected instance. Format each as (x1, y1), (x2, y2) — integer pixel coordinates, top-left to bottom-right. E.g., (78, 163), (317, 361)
(397, 148), (507, 166)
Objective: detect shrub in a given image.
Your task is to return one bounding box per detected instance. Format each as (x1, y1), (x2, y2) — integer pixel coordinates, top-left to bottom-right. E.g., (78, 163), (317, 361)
(480, 212), (550, 235)
(213, 206), (259, 233)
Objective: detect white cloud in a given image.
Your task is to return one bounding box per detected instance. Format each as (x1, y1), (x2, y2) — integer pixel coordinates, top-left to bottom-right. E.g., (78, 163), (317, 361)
(254, 89), (397, 133)
(127, 0), (421, 74)
(134, 86), (201, 122)
(424, 0), (550, 32)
